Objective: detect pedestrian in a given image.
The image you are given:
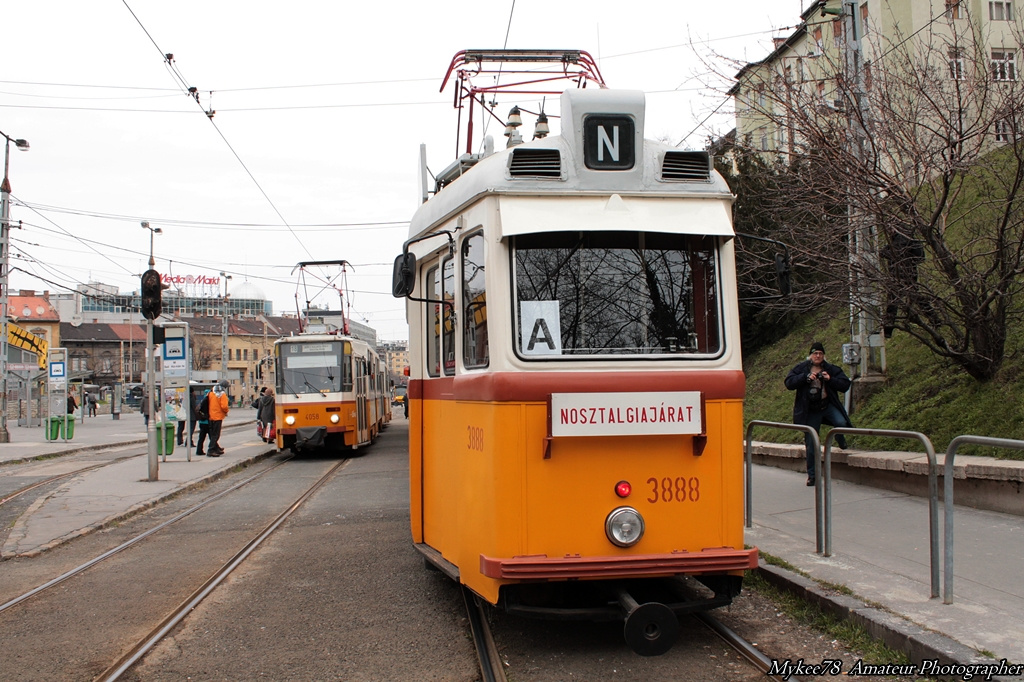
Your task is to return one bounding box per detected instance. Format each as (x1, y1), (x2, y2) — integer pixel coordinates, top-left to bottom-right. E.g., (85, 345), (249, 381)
(140, 393), (150, 428)
(87, 393), (98, 417)
(784, 341), (853, 486)
(67, 390), (78, 417)
(177, 390), (199, 446)
(207, 380), (231, 457)
(257, 387), (276, 443)
(195, 389), (212, 456)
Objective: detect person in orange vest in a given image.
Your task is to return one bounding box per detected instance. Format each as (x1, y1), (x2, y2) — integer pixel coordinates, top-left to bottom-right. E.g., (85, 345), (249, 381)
(207, 380), (231, 457)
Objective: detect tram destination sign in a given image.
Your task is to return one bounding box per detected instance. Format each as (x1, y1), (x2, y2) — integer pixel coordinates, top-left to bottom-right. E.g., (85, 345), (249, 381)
(550, 391), (703, 438)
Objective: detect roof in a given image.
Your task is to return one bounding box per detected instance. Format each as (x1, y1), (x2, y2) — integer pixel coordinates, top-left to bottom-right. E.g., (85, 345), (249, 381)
(9, 294), (60, 323)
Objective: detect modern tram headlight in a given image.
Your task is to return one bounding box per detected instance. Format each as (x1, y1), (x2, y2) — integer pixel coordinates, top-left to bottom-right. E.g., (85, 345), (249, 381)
(284, 415), (296, 426)
(605, 506), (645, 548)
(330, 413), (340, 424)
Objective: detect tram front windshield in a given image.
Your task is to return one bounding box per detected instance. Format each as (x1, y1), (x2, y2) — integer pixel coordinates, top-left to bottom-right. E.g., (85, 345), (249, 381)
(513, 231), (721, 357)
(277, 341), (350, 394)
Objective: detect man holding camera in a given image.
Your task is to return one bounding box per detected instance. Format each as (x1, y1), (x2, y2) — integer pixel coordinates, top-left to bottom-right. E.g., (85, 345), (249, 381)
(785, 342), (853, 486)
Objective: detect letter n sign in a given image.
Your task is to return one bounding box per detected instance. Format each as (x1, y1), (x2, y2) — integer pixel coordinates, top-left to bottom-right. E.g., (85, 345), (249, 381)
(583, 115), (635, 170)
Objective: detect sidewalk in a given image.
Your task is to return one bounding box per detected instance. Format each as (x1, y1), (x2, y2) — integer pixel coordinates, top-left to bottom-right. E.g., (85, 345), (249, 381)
(0, 407), (268, 558)
(749, 463), (1024, 677)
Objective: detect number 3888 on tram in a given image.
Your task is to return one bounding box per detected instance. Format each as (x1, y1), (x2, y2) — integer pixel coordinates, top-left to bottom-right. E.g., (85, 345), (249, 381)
(393, 70), (758, 655)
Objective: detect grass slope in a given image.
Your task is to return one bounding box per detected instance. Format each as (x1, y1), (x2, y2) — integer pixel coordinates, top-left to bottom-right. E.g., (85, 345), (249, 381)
(741, 305), (1024, 460)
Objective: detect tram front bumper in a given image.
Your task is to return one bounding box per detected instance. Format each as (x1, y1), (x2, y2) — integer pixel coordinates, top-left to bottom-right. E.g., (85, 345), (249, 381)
(479, 547), (758, 580)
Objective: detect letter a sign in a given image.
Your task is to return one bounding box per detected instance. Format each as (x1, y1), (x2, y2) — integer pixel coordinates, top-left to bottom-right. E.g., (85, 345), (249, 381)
(583, 115), (634, 170)
(520, 301), (562, 356)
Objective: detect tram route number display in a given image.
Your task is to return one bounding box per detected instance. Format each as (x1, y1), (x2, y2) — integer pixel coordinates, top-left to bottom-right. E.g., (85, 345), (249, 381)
(550, 391), (702, 438)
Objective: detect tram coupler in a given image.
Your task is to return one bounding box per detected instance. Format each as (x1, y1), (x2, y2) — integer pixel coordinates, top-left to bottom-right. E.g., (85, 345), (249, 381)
(616, 588), (679, 657)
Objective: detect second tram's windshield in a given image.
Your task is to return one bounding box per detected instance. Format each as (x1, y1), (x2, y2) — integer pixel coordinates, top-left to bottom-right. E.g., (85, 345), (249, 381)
(513, 231), (721, 357)
(277, 341), (351, 394)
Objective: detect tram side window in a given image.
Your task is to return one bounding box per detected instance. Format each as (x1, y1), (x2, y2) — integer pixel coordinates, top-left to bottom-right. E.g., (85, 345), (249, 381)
(426, 264), (441, 377)
(512, 231), (721, 357)
(442, 257), (456, 375)
(462, 232), (489, 368)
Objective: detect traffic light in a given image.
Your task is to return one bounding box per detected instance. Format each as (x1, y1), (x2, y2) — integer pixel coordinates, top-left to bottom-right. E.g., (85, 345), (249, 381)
(141, 269), (163, 320)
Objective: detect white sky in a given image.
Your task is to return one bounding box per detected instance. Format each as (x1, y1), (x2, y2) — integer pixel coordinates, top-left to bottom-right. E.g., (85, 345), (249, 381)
(1, 0), (804, 342)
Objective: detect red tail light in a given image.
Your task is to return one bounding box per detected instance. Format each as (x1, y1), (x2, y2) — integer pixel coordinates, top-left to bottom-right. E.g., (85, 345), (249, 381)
(615, 481), (632, 498)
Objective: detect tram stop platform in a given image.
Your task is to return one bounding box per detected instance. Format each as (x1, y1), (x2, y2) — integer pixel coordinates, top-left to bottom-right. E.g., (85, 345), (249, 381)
(0, 415), (1021, 677)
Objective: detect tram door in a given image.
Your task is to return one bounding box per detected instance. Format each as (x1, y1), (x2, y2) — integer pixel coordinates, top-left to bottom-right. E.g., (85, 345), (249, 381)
(355, 356), (368, 442)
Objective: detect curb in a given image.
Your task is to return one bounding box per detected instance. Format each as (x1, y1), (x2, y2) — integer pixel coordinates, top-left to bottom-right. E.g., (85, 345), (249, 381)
(755, 561), (993, 669)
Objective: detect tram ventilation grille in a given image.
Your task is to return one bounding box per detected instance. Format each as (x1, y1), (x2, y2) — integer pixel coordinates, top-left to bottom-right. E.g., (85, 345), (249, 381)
(661, 151), (712, 181)
(509, 148), (562, 178)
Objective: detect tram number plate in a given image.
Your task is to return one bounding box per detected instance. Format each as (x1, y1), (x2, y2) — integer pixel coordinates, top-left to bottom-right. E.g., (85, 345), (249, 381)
(647, 476), (700, 503)
(305, 412), (320, 421)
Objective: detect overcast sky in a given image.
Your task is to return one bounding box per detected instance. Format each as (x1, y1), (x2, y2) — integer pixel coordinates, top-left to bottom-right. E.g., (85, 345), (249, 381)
(1, 0), (805, 342)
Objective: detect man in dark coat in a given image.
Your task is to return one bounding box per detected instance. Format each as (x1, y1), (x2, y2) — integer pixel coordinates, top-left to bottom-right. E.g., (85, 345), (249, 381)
(784, 341), (853, 486)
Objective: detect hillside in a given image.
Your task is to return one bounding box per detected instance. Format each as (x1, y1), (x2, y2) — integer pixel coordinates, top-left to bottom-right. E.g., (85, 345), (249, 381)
(741, 304), (1024, 460)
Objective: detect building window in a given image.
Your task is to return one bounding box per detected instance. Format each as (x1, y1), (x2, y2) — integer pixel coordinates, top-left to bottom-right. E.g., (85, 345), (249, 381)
(949, 48), (965, 80)
(861, 2), (870, 31)
(817, 81), (826, 101)
(946, 0), (962, 19)
(813, 27), (824, 54)
(760, 133), (769, 151)
(990, 1), (1012, 20)
(995, 119), (1017, 142)
(832, 19), (844, 46)
(992, 49), (1017, 81)
(797, 58), (805, 83)
(757, 85), (766, 107)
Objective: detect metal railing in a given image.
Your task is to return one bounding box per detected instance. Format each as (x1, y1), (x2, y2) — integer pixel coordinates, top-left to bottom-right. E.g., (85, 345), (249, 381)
(822, 427), (939, 598)
(943, 435), (1024, 604)
(744, 421), (824, 553)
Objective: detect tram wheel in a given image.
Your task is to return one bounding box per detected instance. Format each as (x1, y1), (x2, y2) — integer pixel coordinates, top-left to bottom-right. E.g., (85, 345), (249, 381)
(623, 602), (679, 656)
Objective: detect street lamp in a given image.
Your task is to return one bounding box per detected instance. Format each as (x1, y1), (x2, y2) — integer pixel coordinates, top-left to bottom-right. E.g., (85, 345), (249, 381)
(142, 220), (162, 481)
(219, 272), (232, 383)
(0, 129), (30, 443)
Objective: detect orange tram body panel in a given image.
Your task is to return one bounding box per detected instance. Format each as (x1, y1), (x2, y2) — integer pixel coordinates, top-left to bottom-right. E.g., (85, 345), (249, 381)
(394, 59), (758, 655)
(273, 333), (390, 453)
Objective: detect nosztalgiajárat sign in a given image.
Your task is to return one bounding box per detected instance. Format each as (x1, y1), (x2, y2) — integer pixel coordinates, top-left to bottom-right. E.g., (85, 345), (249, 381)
(551, 391), (702, 437)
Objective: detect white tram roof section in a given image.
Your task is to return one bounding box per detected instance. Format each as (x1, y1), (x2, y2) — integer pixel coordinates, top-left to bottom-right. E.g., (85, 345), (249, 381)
(408, 88), (735, 244)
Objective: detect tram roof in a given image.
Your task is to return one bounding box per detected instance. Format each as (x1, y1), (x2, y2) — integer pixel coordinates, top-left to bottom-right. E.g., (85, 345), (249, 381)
(409, 88), (734, 242)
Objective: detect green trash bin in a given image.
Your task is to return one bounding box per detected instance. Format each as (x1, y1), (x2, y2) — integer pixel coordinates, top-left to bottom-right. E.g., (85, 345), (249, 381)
(62, 415), (75, 440)
(47, 416), (62, 440)
(156, 422), (176, 456)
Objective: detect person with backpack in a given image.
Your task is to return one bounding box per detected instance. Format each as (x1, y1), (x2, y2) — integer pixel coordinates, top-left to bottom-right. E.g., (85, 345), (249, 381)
(784, 341), (852, 487)
(194, 389), (212, 457)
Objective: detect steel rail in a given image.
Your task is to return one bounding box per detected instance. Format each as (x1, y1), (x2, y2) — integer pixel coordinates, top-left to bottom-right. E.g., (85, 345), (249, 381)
(0, 454), (291, 615)
(696, 612), (801, 682)
(96, 457), (350, 681)
(0, 454), (139, 508)
(463, 586), (506, 682)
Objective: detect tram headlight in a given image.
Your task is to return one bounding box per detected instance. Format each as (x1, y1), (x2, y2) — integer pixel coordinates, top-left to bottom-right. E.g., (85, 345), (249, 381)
(330, 413), (340, 424)
(605, 506), (645, 548)
(285, 415), (296, 426)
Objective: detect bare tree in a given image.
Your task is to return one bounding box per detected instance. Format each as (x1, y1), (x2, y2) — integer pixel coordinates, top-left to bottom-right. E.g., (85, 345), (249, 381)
(727, 9), (1024, 380)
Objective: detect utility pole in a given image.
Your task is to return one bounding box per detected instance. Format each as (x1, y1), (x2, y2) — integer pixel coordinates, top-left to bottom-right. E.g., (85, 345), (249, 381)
(842, 0), (884, 409)
(0, 130), (29, 443)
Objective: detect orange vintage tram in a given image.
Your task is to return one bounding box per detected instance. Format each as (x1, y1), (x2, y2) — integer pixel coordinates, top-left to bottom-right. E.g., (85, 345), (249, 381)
(392, 50), (757, 655)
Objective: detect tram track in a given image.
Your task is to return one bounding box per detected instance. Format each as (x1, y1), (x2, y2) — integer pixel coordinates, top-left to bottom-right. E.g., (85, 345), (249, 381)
(95, 457), (348, 681)
(0, 455), (293, 616)
(0, 452), (142, 510)
(697, 611), (800, 682)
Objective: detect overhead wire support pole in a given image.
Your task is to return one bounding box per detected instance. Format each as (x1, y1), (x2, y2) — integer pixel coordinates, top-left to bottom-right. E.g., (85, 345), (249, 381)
(0, 130), (29, 443)
(842, 0), (883, 406)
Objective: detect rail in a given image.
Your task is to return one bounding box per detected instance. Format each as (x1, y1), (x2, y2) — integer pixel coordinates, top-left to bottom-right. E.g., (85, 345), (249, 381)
(744, 421), (823, 553)
(943, 435), (1024, 604)
(822, 427), (939, 598)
